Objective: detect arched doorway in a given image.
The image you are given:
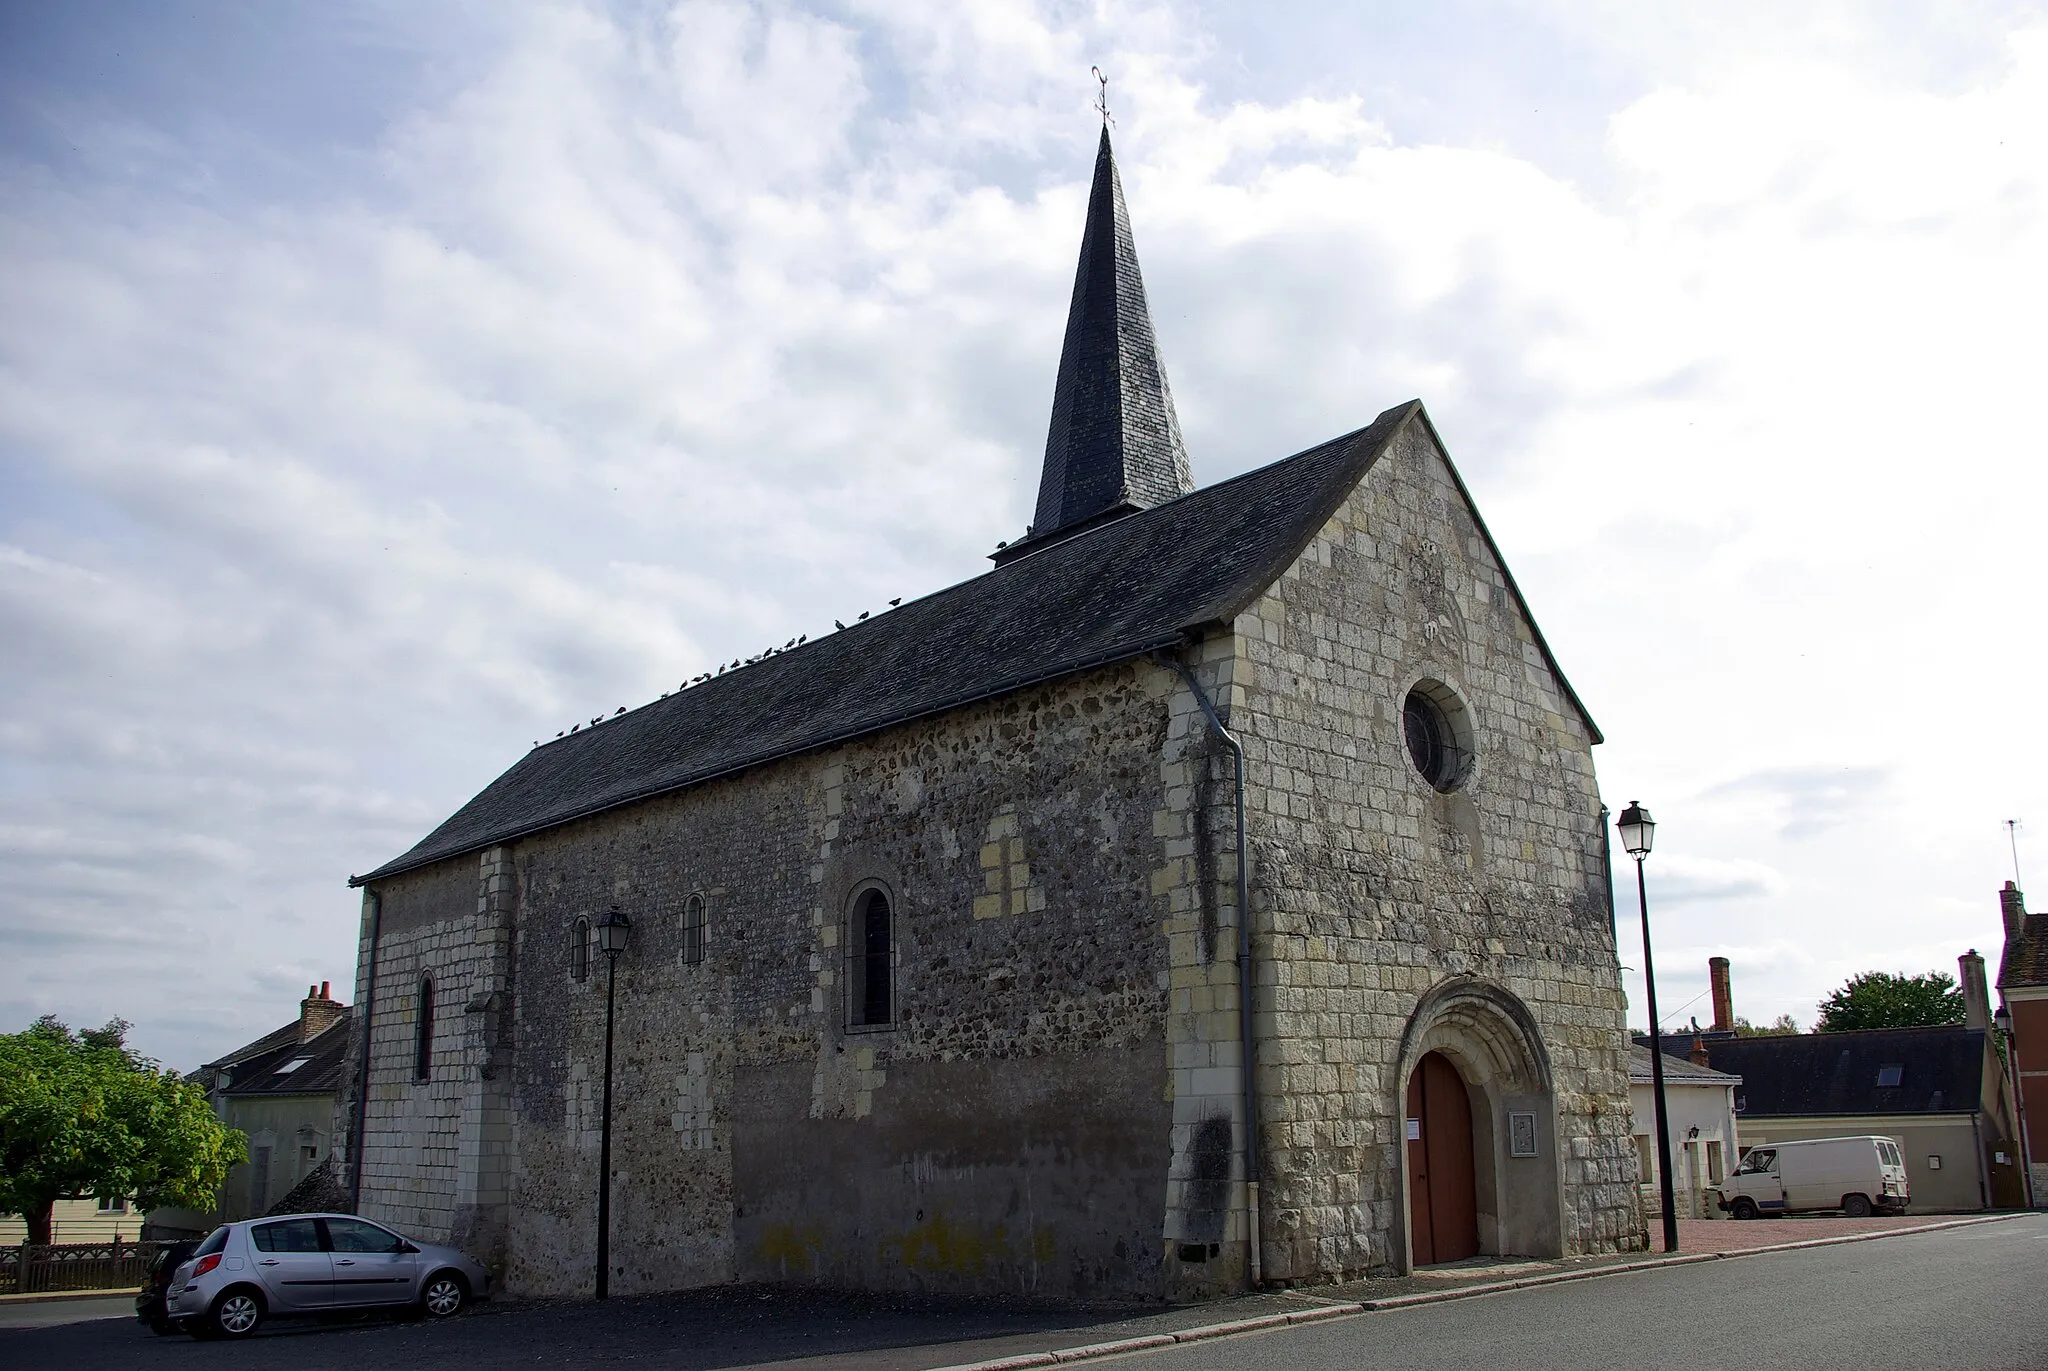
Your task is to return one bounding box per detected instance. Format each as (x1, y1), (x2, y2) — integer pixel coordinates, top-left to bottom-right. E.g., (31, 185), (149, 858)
(1405, 1051), (1478, 1265)
(1392, 976), (1564, 1272)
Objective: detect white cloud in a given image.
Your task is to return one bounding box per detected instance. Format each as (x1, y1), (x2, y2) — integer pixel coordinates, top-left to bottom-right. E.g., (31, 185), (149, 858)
(2, 0), (2043, 1063)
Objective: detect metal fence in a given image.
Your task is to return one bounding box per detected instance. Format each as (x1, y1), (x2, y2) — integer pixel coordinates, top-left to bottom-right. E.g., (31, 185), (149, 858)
(0, 1239), (164, 1294)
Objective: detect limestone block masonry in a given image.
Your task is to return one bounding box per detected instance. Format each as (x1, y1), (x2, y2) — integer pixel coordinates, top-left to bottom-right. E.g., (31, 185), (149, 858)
(1226, 419), (1642, 1280)
(337, 406), (1645, 1302)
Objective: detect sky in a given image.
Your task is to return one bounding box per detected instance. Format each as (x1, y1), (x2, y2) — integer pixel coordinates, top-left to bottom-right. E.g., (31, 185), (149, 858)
(3, 0), (2046, 1069)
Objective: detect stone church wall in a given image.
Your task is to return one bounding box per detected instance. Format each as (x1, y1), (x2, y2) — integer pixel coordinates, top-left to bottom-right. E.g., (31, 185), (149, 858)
(1224, 418), (1645, 1281)
(351, 849), (515, 1256)
(343, 410), (1645, 1300)
(352, 661), (1183, 1301)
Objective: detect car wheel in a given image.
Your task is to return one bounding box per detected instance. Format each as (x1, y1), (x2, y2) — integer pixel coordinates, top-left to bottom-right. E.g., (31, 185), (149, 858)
(419, 1271), (467, 1319)
(1730, 1197), (1759, 1221)
(1842, 1193), (1873, 1218)
(208, 1287), (265, 1339)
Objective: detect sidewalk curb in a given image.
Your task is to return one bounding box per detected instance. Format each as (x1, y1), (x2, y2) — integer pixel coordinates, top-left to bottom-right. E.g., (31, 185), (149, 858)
(0, 1288), (137, 1305)
(927, 1214), (2025, 1370)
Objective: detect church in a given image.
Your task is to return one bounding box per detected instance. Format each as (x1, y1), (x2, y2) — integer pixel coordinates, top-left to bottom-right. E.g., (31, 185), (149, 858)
(337, 126), (1647, 1303)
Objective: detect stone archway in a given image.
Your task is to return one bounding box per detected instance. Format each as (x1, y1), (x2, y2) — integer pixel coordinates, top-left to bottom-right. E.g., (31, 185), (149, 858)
(1393, 977), (1562, 1272)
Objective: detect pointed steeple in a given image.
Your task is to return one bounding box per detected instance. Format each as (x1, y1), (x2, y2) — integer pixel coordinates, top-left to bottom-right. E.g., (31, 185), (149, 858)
(1000, 128), (1192, 560)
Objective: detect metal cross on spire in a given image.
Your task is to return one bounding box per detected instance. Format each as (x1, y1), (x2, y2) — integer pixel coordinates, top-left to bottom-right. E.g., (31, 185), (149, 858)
(1091, 65), (1114, 127)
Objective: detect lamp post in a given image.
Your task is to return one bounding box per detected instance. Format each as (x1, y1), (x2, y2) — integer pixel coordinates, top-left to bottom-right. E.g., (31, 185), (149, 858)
(593, 906), (631, 1299)
(1995, 1003), (2036, 1209)
(1618, 801), (1679, 1253)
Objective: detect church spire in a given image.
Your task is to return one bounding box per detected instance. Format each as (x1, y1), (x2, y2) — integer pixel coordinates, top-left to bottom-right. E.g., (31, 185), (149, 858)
(1003, 125), (1192, 560)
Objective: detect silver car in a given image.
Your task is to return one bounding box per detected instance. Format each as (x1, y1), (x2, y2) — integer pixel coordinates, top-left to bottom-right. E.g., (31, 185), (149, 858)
(167, 1212), (491, 1338)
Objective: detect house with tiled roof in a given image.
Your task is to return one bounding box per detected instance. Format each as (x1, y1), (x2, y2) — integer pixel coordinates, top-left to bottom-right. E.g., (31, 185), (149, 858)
(1626, 1043), (1741, 1220)
(337, 126), (1646, 1300)
(1703, 950), (2023, 1212)
(203, 984), (352, 1223)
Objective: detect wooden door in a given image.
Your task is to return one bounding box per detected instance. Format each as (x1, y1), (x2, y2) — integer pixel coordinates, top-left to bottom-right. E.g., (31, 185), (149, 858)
(1405, 1052), (1479, 1265)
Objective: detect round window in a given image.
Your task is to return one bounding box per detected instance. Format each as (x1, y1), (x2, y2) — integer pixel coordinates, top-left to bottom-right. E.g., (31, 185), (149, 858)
(1402, 682), (1472, 792)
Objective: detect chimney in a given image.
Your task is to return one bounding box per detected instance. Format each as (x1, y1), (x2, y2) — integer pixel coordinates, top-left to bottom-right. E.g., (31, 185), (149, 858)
(299, 980), (344, 1043)
(1709, 956), (1734, 1033)
(1959, 950), (1991, 1032)
(2001, 882), (2027, 942)
(1690, 1036), (1711, 1067)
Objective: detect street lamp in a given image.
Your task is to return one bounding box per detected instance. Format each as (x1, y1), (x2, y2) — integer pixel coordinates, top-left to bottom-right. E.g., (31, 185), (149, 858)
(594, 906), (631, 1299)
(1618, 800), (1679, 1253)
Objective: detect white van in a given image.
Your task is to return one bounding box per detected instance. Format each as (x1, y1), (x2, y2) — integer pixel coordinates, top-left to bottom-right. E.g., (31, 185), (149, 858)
(1712, 1136), (1910, 1219)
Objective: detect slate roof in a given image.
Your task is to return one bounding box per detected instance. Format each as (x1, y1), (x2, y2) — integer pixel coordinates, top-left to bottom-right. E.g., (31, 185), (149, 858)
(1017, 127), (1192, 550)
(358, 404), (1412, 885)
(1627, 1042), (1741, 1086)
(208, 1011), (353, 1098)
(202, 1020), (304, 1075)
(357, 398), (1602, 886)
(1704, 1027), (1985, 1117)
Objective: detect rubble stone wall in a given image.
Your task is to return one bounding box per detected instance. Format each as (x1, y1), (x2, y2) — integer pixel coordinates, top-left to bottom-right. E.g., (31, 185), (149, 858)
(354, 661), (1186, 1300)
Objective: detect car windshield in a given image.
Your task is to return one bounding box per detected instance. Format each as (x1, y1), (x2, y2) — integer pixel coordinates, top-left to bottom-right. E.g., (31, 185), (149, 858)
(192, 1227), (229, 1258)
(1735, 1148), (1776, 1175)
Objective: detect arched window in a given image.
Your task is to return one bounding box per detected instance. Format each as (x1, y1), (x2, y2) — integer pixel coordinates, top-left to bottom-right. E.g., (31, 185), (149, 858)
(571, 917), (591, 983)
(848, 888), (893, 1027)
(414, 977), (434, 1082)
(681, 894), (706, 965)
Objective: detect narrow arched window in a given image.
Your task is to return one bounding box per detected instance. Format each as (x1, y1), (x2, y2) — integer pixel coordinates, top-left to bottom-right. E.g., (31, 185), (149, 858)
(849, 888), (893, 1027)
(414, 977), (434, 1082)
(571, 917), (591, 983)
(681, 894), (706, 965)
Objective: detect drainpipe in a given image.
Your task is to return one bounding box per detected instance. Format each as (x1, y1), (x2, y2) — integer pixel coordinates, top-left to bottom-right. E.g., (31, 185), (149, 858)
(1597, 803), (1616, 927)
(348, 889), (383, 1208)
(1972, 1110), (1989, 1210)
(1166, 653), (1262, 1288)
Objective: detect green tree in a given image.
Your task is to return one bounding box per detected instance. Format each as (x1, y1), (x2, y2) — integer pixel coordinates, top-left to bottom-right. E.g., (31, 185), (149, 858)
(1732, 1013), (1802, 1036)
(1814, 971), (1966, 1033)
(0, 1016), (245, 1244)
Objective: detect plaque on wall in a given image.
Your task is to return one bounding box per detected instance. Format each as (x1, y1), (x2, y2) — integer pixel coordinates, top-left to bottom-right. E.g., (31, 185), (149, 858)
(1509, 1111), (1539, 1158)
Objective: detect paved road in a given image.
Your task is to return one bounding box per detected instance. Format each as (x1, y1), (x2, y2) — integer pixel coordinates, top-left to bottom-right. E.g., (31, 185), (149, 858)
(1145, 1215), (2048, 1371)
(4, 1216), (2041, 1370)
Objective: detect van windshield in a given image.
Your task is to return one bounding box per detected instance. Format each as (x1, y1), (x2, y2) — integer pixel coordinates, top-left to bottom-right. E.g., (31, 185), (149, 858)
(1734, 1148), (1777, 1175)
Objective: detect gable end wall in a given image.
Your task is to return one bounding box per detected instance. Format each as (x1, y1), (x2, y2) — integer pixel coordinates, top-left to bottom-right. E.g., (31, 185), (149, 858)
(1230, 416), (1644, 1278)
